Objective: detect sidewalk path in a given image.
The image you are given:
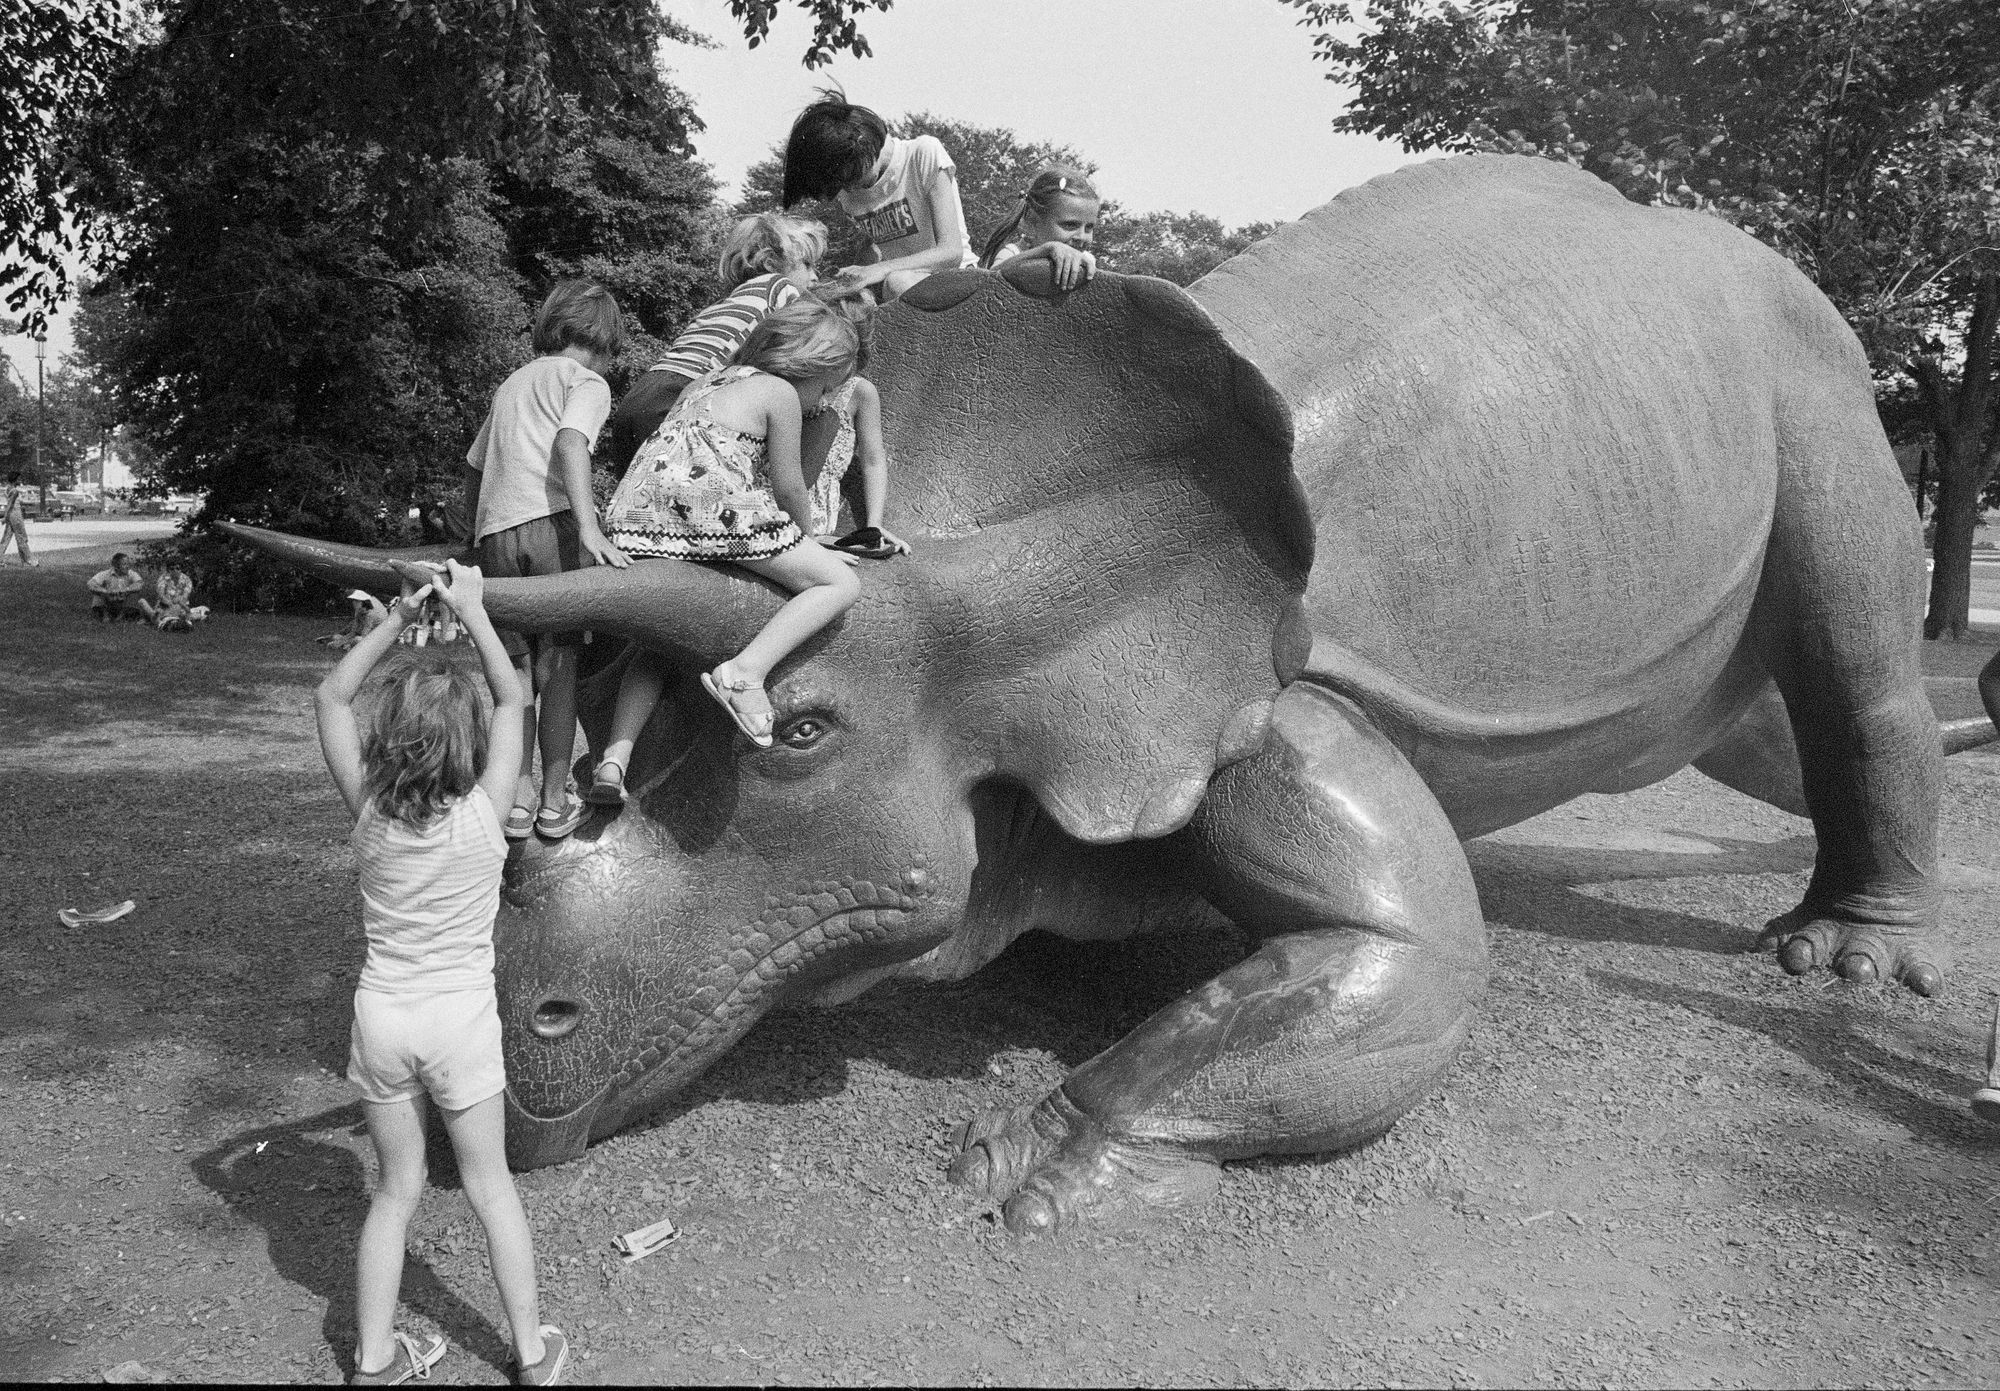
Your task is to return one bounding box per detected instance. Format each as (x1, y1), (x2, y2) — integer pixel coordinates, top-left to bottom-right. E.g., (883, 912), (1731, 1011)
(3, 517), (179, 560)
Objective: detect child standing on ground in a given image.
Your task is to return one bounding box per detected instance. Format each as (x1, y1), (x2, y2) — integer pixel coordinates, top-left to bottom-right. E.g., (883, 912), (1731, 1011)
(606, 212), (828, 476)
(316, 560), (569, 1387)
(979, 168), (1101, 291)
(587, 300), (868, 795)
(781, 95), (974, 303)
(464, 280), (631, 841)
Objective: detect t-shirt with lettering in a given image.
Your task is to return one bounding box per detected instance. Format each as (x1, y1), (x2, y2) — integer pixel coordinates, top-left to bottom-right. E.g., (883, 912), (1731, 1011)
(350, 785), (508, 994)
(836, 135), (977, 270)
(465, 355), (612, 542)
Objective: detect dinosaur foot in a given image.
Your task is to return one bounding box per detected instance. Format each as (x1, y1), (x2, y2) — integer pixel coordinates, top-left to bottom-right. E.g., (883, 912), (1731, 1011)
(1758, 906), (1943, 996)
(948, 1088), (1219, 1237)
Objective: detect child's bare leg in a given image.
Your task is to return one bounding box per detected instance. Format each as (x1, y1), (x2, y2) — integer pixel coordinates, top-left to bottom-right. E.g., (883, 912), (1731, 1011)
(355, 1096), (429, 1375)
(706, 543), (860, 742)
(440, 1094), (546, 1367)
(879, 269), (931, 301)
(513, 653), (537, 809)
(598, 654), (666, 782)
(716, 542), (860, 687)
(533, 643), (578, 811)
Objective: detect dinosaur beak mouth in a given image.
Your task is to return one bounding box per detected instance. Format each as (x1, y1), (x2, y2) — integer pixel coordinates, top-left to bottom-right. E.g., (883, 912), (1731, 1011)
(502, 1086), (605, 1170)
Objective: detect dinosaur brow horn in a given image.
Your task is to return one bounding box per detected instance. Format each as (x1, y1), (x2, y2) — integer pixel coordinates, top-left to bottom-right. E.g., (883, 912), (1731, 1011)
(217, 521), (782, 664)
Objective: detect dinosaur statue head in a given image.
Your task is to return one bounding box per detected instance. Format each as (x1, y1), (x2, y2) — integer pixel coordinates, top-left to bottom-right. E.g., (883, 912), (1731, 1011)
(227, 262), (1313, 1166)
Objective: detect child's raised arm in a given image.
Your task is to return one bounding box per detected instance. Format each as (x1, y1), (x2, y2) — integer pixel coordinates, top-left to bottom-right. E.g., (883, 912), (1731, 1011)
(424, 559), (527, 816)
(316, 577), (433, 818)
(848, 379), (910, 555)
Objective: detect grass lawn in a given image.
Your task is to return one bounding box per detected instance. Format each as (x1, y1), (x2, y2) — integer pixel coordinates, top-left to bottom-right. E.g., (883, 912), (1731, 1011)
(6, 533), (2000, 1385)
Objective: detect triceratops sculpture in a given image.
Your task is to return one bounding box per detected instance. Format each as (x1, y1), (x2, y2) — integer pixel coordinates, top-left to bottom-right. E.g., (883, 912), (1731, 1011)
(231, 155), (1963, 1236)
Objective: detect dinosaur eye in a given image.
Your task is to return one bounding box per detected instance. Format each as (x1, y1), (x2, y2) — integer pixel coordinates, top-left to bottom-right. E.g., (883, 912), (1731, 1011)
(778, 717), (827, 749)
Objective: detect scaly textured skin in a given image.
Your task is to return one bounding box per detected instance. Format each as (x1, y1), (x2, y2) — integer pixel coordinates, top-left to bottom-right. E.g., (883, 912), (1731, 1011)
(229, 155), (1955, 1229)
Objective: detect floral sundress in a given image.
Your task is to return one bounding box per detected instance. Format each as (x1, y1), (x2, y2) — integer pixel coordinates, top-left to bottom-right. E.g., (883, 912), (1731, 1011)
(603, 365), (804, 561)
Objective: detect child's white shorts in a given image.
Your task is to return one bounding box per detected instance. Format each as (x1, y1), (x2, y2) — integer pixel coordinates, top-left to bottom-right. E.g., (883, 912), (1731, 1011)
(348, 986), (506, 1112)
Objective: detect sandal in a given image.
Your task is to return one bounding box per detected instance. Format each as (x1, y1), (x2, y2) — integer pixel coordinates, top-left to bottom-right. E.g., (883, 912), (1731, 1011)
(584, 759), (627, 807)
(504, 804), (536, 841)
(351, 1330), (447, 1384)
(701, 669), (775, 747)
(535, 790), (587, 840)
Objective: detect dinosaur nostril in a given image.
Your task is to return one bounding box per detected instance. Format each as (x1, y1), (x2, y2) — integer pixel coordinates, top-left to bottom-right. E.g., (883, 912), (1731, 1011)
(530, 994), (585, 1040)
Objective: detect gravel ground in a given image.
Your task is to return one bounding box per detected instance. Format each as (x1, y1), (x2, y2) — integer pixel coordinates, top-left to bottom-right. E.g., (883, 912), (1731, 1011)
(5, 543), (2000, 1386)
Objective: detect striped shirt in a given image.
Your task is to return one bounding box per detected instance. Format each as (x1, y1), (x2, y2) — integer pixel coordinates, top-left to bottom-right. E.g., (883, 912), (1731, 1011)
(350, 785), (507, 994)
(649, 273), (802, 381)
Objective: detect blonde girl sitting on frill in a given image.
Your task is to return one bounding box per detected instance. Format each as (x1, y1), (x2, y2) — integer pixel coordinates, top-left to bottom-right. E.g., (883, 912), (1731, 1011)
(588, 299), (886, 795)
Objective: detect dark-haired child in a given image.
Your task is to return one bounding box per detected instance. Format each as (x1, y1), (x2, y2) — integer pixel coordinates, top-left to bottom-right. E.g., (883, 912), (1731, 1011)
(315, 561), (569, 1386)
(463, 279), (631, 841)
(782, 95), (973, 302)
(980, 167), (1102, 292)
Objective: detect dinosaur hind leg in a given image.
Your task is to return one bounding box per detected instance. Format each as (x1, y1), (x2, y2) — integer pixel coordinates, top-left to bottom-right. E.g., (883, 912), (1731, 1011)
(1748, 357), (1942, 993)
(948, 684), (1487, 1234)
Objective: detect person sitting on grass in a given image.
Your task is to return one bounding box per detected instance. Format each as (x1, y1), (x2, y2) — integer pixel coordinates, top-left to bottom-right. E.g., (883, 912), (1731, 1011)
(87, 553), (148, 623)
(151, 565), (206, 632)
(314, 559), (571, 1387)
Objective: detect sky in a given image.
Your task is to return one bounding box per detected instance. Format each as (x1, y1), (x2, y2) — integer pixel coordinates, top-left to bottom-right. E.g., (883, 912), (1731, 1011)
(5, 0), (1425, 384)
(660, 0), (1426, 227)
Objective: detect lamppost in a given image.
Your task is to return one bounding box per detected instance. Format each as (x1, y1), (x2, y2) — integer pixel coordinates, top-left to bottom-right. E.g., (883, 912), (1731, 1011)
(34, 329), (46, 512)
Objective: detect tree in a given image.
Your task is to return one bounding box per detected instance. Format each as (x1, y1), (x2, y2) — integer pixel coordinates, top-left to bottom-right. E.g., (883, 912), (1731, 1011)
(0, 0), (123, 336)
(1286, 0), (2000, 637)
(65, 0), (718, 568)
(1100, 212), (1279, 286)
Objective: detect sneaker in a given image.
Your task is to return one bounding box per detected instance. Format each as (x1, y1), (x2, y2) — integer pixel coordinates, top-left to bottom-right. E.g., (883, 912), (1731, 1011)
(515, 1325), (569, 1386)
(534, 790), (587, 840)
(351, 1331), (446, 1385)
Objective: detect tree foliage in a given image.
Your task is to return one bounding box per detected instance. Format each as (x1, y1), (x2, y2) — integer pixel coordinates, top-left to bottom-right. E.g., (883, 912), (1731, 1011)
(0, 0), (124, 335)
(64, 0), (719, 608)
(1287, 0), (2000, 637)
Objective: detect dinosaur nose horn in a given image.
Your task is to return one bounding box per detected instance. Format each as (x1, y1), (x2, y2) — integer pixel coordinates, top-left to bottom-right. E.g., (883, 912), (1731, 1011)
(216, 521), (784, 664)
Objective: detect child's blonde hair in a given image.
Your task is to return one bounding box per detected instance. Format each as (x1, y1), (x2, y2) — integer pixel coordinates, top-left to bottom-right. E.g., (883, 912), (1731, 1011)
(361, 649), (490, 828)
(734, 298), (861, 383)
(531, 279), (625, 357)
(718, 212), (829, 290)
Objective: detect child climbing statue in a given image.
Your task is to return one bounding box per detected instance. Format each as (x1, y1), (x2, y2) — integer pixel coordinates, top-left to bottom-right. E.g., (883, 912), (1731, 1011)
(605, 211), (828, 476)
(314, 560), (569, 1386)
(590, 299), (874, 796)
(980, 167), (1101, 291)
(781, 94), (974, 302)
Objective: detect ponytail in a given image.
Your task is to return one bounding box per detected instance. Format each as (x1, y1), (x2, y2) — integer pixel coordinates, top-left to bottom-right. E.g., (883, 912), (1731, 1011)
(979, 167), (1102, 268)
(979, 198), (1031, 269)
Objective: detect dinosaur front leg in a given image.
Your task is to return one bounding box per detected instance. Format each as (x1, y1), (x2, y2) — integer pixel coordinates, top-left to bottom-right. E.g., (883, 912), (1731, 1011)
(950, 684), (1488, 1235)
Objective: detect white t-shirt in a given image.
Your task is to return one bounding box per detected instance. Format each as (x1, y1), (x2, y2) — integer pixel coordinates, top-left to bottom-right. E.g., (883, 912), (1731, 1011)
(465, 355), (612, 541)
(351, 785), (508, 994)
(837, 135), (977, 270)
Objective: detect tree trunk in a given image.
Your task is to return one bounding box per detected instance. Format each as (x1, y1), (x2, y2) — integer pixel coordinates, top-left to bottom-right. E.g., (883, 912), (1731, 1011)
(1911, 273), (2000, 641)
(1926, 442), (1983, 639)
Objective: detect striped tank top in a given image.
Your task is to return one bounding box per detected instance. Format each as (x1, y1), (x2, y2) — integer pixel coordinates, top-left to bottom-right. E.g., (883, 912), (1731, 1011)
(349, 785), (507, 993)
